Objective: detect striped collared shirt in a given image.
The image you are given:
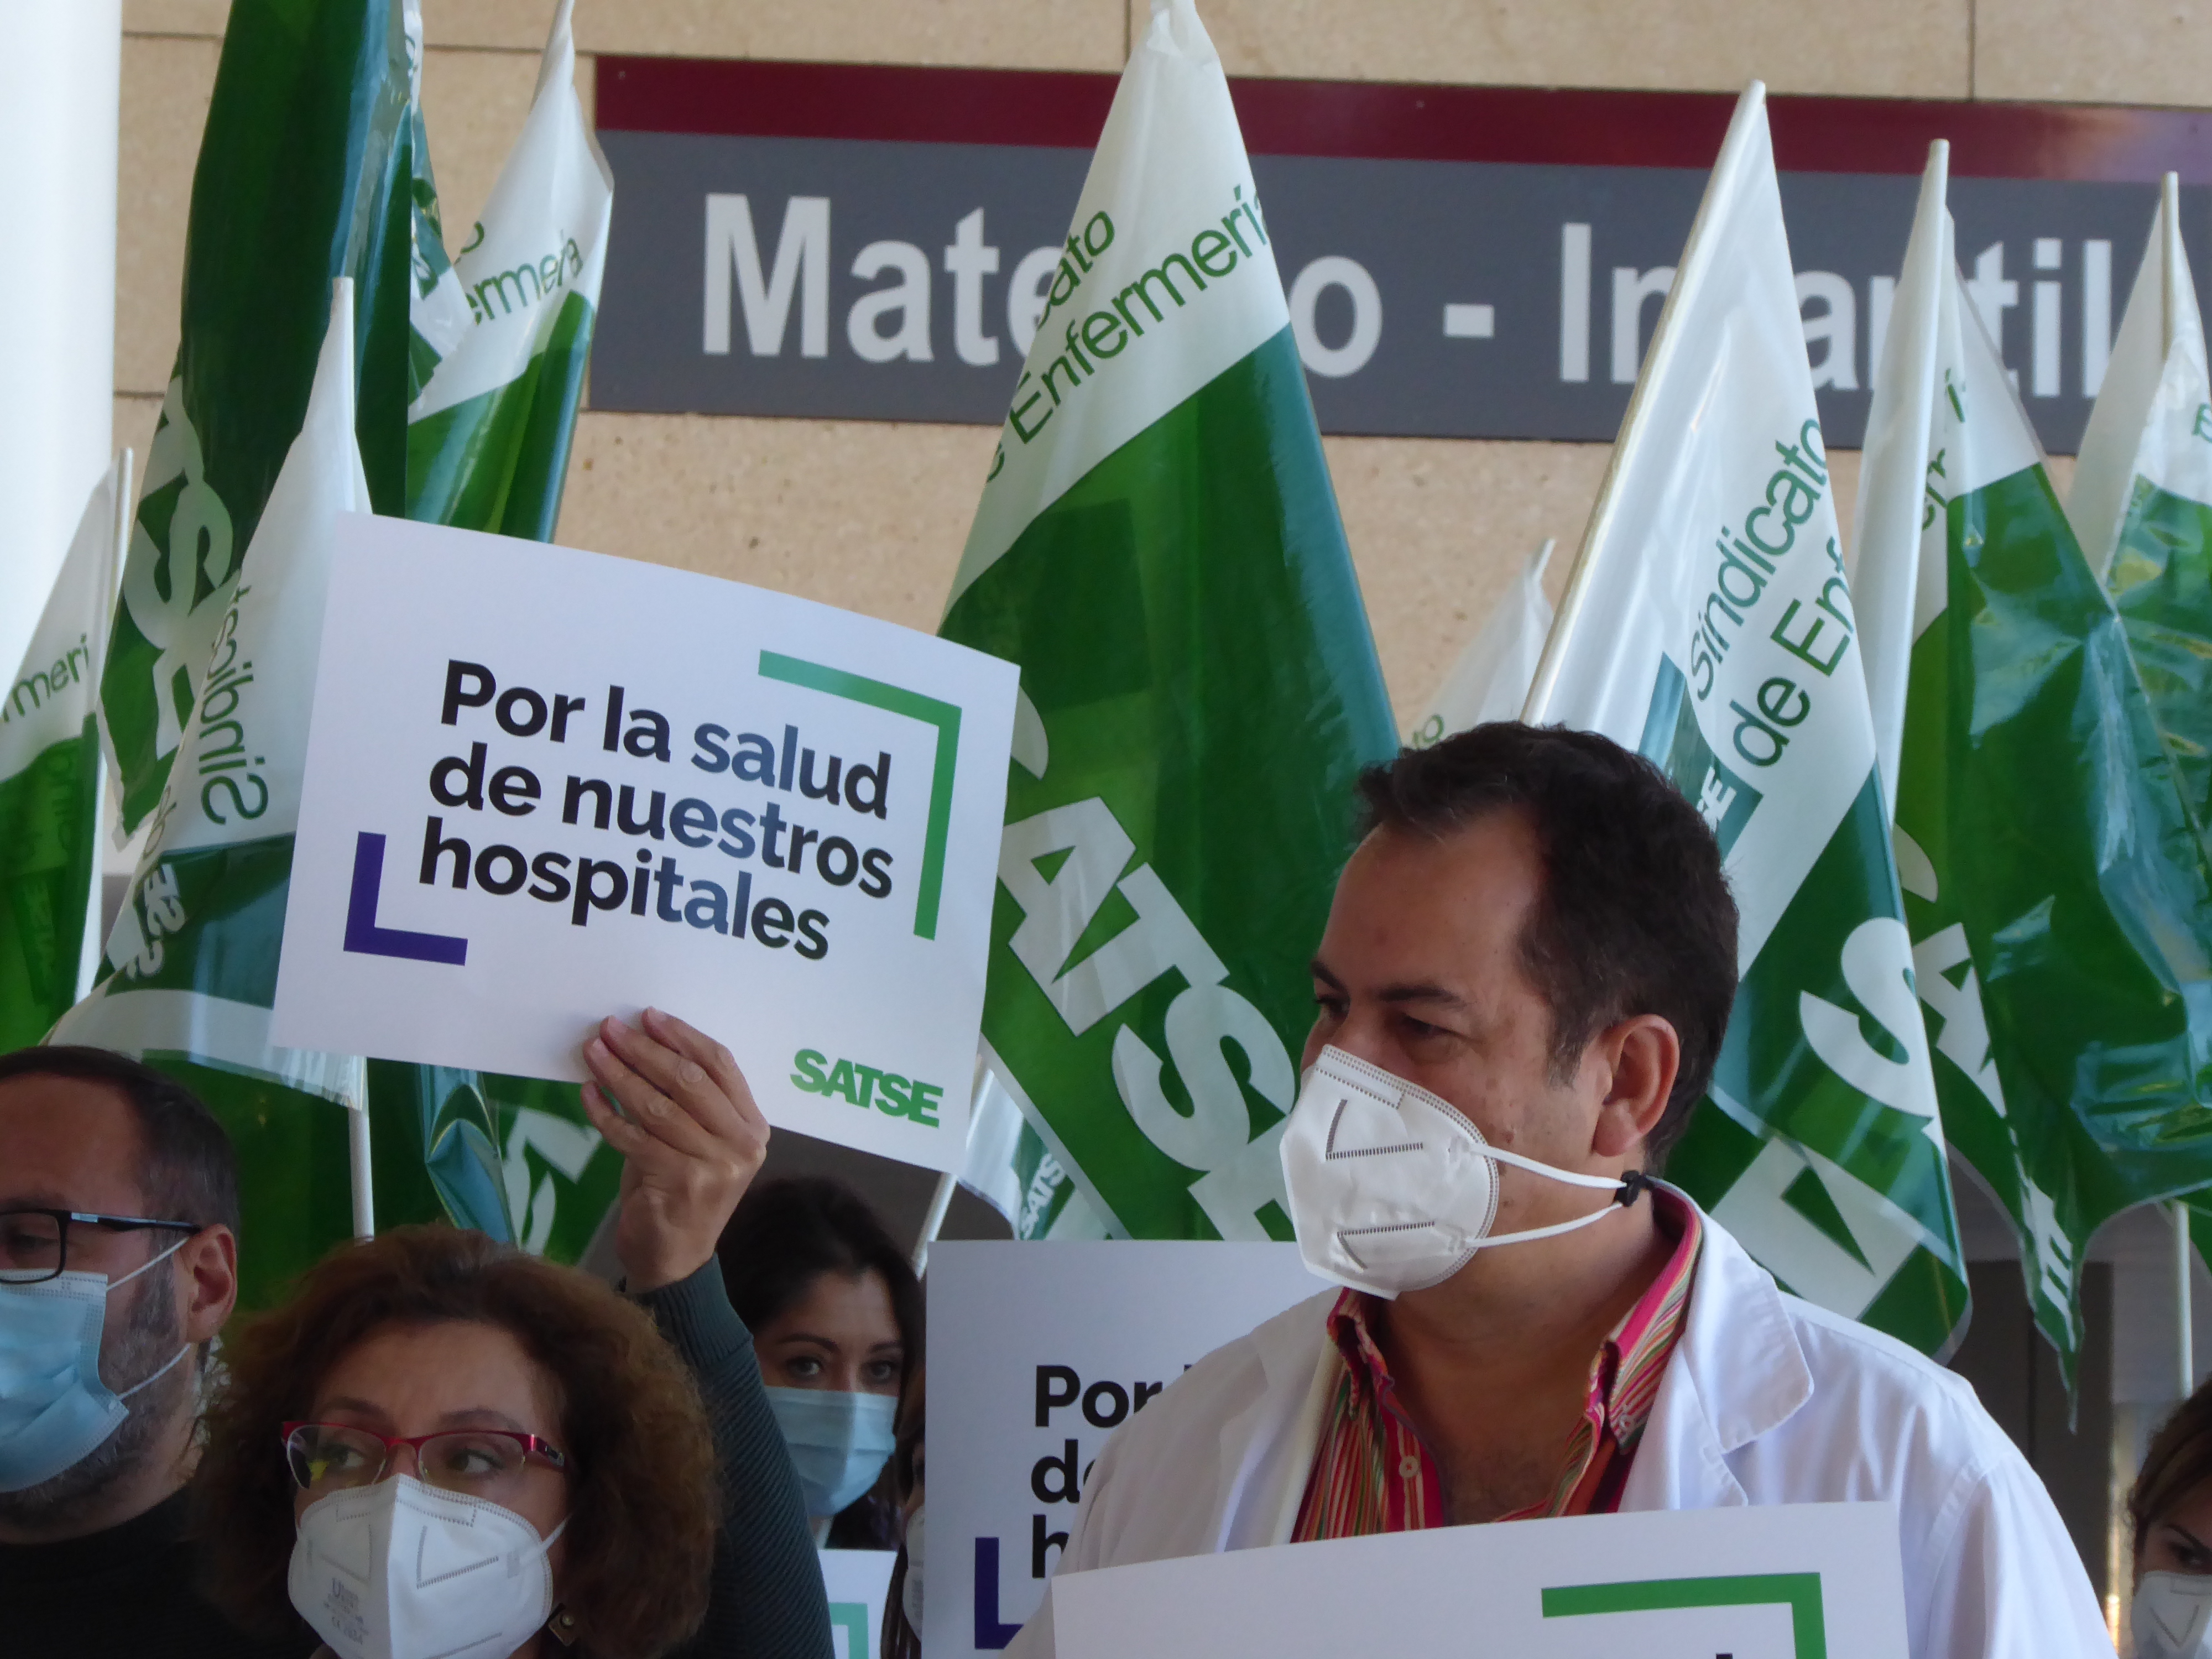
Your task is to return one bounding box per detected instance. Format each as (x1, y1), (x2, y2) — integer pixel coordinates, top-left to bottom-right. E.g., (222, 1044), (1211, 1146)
(1290, 1186), (1703, 1539)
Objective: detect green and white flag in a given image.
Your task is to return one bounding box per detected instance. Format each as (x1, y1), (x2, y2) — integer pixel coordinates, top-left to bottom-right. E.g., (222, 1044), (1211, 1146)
(939, 0), (1396, 1241)
(1525, 86), (1968, 1353)
(1856, 159), (2212, 1376)
(364, 0), (619, 1261)
(1408, 540), (1553, 747)
(1, 455), (129, 1051)
(58, 286), (377, 1310)
(957, 1068), (1111, 1241)
(1853, 145), (1952, 820)
(101, 0), (414, 837)
(2067, 175), (2212, 831)
(70, 0), (414, 1307)
(405, 0), (611, 537)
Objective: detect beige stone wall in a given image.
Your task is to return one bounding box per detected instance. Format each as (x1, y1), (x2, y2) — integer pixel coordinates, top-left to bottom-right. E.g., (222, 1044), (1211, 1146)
(111, 0), (2172, 717)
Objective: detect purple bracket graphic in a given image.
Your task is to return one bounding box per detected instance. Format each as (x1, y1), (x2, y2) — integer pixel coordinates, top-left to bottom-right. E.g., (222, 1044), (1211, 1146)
(972, 1536), (1022, 1650)
(345, 832), (468, 965)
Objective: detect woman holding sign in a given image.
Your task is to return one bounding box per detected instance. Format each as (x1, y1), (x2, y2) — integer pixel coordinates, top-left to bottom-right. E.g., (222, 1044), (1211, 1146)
(194, 1225), (717, 1657)
(189, 1009), (833, 1659)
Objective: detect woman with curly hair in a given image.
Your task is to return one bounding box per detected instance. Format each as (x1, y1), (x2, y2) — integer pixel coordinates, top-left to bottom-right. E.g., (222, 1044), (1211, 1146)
(193, 1008), (832, 1659)
(194, 1225), (718, 1658)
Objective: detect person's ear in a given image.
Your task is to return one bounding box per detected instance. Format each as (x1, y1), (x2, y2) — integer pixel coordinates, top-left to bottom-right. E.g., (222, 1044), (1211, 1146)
(1587, 1015), (1680, 1162)
(175, 1224), (238, 1346)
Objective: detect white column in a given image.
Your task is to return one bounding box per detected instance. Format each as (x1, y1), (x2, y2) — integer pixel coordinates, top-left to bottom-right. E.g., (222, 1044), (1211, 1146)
(0, 1), (119, 684)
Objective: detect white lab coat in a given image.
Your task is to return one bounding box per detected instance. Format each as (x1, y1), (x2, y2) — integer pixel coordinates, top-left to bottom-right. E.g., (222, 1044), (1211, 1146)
(1008, 1202), (2111, 1659)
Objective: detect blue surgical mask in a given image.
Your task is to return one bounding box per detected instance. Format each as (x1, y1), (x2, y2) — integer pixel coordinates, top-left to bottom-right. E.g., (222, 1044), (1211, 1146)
(764, 1386), (898, 1519)
(0, 1240), (191, 1492)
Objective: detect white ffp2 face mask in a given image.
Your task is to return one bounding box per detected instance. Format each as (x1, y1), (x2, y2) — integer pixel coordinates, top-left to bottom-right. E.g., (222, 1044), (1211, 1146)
(288, 1475), (567, 1659)
(1279, 1045), (1644, 1297)
(2137, 1572), (2212, 1658)
(900, 1502), (925, 1631)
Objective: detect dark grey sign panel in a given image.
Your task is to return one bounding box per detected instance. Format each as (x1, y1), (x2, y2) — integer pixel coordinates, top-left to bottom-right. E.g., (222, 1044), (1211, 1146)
(594, 130), (2210, 453)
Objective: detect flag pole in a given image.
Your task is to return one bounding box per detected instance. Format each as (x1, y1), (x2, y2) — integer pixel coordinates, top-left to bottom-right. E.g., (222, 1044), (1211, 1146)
(2178, 1200), (2195, 1399)
(913, 1173), (956, 1276)
(349, 1105), (375, 1239)
(2162, 171), (2184, 363)
(1524, 81), (1768, 722)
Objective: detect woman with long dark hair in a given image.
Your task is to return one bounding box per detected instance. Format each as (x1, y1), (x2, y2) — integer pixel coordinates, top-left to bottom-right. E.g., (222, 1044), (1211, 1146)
(717, 1178), (920, 1548)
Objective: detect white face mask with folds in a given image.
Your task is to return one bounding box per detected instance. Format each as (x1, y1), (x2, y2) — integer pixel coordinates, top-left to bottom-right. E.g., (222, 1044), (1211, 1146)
(288, 1475), (567, 1659)
(900, 1503), (925, 1631)
(1279, 1045), (1645, 1297)
(2137, 1572), (2212, 1659)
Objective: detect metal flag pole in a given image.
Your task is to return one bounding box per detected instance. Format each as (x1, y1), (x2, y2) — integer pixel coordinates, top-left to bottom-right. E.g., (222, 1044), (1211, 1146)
(2178, 1201), (2195, 1399)
(912, 1172), (957, 1276)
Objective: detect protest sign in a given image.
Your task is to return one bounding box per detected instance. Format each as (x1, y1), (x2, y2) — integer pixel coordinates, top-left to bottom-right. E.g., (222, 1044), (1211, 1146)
(821, 1550), (897, 1659)
(270, 514), (1018, 1171)
(1053, 1501), (1908, 1659)
(925, 1240), (1323, 1657)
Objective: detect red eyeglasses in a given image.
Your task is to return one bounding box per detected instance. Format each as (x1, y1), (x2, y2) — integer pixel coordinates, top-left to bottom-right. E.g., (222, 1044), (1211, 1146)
(282, 1421), (569, 1501)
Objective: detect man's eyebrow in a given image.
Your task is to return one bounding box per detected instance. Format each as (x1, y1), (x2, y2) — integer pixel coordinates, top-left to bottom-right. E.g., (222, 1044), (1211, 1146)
(0, 1189), (75, 1211)
(1376, 983), (1473, 1014)
(1308, 961), (1473, 1015)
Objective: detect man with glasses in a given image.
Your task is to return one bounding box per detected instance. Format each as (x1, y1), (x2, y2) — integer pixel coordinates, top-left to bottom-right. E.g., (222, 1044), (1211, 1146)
(1, 1010), (831, 1659)
(0, 1045), (279, 1654)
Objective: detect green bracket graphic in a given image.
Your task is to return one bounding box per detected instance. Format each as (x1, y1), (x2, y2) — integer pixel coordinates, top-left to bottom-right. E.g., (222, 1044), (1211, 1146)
(760, 651), (963, 940)
(827, 1600), (869, 1659)
(1543, 1571), (1825, 1659)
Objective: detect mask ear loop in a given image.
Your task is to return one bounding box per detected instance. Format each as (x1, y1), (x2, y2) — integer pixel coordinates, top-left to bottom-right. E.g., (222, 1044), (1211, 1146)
(107, 1228), (197, 1291)
(109, 1229), (202, 1399)
(1460, 1154), (1648, 1249)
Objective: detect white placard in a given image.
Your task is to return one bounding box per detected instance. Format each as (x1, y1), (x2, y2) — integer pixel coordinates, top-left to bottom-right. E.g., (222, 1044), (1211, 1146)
(822, 1548), (898, 1659)
(925, 1241), (1325, 1659)
(271, 514), (1017, 1171)
(1055, 1501), (1908, 1659)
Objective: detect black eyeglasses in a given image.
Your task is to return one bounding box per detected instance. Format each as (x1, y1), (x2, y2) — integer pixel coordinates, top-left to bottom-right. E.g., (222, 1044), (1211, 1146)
(0, 1208), (201, 1284)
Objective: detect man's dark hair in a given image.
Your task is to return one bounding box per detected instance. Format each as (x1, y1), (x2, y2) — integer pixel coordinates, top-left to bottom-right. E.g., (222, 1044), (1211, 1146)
(1355, 723), (1738, 1167)
(0, 1045), (241, 1235)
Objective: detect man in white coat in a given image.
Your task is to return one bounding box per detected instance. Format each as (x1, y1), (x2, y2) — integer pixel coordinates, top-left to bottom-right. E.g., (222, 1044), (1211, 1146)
(1011, 723), (2108, 1659)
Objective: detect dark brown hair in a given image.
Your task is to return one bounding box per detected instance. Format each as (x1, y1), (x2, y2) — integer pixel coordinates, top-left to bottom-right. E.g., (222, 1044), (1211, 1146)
(0, 1045), (240, 1235)
(718, 1177), (920, 1547)
(2133, 1384), (2212, 1571)
(1356, 723), (1739, 1167)
(194, 1225), (718, 1657)
(717, 1177), (921, 1364)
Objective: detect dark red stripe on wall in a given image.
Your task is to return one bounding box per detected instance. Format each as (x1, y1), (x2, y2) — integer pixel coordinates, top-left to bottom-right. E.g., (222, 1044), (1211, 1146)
(596, 54), (2212, 182)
